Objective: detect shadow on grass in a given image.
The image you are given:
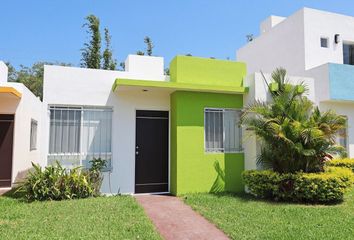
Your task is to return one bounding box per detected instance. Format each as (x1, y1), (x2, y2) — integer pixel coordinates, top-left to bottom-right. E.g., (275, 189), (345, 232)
(1, 188), (27, 202)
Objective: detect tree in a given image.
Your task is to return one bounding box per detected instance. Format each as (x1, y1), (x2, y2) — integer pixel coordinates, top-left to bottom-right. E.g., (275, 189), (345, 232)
(136, 50), (145, 56)
(241, 68), (346, 173)
(102, 28), (117, 70)
(144, 36), (154, 56)
(5, 62), (17, 82)
(81, 15), (101, 69)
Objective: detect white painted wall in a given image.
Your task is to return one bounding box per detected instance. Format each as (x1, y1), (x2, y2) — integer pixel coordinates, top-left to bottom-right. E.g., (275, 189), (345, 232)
(260, 16), (286, 34)
(303, 8), (354, 70)
(320, 101), (354, 158)
(243, 72), (315, 170)
(0, 82), (46, 184)
(238, 7), (354, 75)
(43, 55), (170, 194)
(237, 9), (306, 75)
(0, 61), (8, 83)
(304, 63), (330, 104)
(125, 55), (166, 81)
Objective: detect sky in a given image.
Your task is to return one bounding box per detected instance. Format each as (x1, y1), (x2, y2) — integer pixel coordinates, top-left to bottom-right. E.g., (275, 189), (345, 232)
(1, 0), (354, 69)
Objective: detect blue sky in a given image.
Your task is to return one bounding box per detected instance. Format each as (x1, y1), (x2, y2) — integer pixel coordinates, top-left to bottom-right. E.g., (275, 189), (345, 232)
(1, 0), (354, 68)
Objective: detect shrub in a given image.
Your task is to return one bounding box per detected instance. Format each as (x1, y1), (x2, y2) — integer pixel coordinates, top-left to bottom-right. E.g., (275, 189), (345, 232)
(17, 160), (106, 201)
(241, 68), (346, 173)
(326, 158), (354, 172)
(87, 158), (107, 196)
(242, 167), (354, 203)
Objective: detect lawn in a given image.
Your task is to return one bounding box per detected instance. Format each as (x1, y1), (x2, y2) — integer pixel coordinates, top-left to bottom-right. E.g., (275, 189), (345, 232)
(184, 188), (354, 240)
(0, 195), (161, 240)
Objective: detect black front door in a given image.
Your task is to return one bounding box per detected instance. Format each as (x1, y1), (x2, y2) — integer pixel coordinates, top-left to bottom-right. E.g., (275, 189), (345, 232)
(135, 110), (169, 193)
(0, 115), (14, 188)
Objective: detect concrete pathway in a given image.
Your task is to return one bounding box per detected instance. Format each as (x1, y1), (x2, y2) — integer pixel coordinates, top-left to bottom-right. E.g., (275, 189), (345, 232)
(135, 194), (229, 240)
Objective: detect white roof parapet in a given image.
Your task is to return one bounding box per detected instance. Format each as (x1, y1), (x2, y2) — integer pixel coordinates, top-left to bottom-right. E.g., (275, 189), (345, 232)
(260, 15), (286, 34)
(0, 61), (9, 83)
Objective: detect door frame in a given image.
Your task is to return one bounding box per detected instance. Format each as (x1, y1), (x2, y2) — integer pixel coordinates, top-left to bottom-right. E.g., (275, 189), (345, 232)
(0, 114), (15, 188)
(134, 109), (170, 194)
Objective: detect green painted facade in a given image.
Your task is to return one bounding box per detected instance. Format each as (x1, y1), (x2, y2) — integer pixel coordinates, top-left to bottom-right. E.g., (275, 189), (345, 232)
(170, 55), (246, 87)
(169, 56), (247, 195)
(113, 55), (247, 195)
(170, 92), (245, 195)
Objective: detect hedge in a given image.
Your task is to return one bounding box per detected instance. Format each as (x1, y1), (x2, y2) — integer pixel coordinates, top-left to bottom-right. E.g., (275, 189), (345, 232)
(242, 167), (354, 203)
(326, 158), (354, 172)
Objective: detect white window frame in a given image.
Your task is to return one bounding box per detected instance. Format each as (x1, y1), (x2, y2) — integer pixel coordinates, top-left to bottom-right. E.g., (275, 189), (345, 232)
(30, 119), (38, 151)
(47, 105), (113, 171)
(204, 108), (243, 153)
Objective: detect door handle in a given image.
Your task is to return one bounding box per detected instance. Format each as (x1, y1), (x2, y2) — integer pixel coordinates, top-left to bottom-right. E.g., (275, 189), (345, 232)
(136, 151), (139, 155)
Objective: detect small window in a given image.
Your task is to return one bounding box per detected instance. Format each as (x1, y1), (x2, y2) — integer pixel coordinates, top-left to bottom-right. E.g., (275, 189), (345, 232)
(204, 108), (242, 153)
(30, 119), (38, 151)
(321, 37), (329, 48)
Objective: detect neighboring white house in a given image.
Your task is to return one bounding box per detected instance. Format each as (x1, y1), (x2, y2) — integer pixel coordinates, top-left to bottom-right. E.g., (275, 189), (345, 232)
(0, 62), (45, 188)
(238, 7), (354, 169)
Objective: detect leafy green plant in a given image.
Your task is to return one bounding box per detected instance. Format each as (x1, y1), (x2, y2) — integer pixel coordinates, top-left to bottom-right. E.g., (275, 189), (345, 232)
(241, 68), (346, 173)
(17, 160), (107, 202)
(87, 158), (107, 195)
(242, 167), (354, 203)
(326, 158), (354, 172)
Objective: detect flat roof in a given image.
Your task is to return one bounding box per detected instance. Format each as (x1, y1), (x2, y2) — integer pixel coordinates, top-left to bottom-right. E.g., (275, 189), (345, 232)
(113, 78), (248, 94)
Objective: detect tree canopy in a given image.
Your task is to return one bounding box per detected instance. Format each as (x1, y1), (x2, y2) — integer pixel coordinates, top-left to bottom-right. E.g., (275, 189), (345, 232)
(81, 15), (117, 70)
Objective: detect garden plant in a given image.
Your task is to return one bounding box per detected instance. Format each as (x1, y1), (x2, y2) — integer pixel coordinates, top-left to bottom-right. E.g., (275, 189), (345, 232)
(241, 68), (354, 203)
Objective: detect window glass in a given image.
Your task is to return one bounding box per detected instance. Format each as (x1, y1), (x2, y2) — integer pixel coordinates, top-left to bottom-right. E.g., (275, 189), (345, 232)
(343, 43), (354, 65)
(30, 119), (38, 151)
(48, 106), (112, 170)
(205, 108), (242, 153)
(321, 38), (328, 48)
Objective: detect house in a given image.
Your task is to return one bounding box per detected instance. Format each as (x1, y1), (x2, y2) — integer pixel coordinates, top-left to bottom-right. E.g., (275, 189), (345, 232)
(0, 62), (45, 188)
(2, 7), (353, 195)
(238, 7), (354, 168)
(0, 55), (247, 195)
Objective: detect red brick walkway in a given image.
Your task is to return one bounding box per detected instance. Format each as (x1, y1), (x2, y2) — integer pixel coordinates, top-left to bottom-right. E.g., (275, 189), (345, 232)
(135, 194), (229, 240)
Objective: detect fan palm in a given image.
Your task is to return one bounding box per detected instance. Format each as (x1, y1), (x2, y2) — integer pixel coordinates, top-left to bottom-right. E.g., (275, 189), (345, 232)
(241, 68), (346, 173)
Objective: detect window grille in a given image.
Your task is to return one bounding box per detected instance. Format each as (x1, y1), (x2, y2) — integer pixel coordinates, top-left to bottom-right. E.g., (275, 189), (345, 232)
(48, 106), (113, 171)
(204, 108), (242, 153)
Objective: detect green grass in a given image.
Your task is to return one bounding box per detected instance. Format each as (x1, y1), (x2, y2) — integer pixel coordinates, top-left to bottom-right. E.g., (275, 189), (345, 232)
(183, 188), (354, 240)
(0, 195), (161, 240)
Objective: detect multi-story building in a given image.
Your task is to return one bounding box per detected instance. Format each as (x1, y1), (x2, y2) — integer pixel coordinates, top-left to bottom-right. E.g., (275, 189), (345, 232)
(238, 8), (354, 166)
